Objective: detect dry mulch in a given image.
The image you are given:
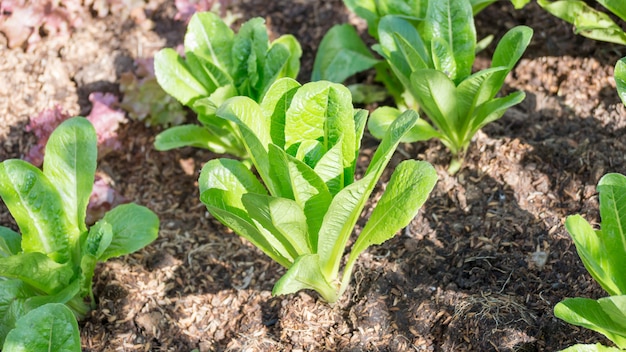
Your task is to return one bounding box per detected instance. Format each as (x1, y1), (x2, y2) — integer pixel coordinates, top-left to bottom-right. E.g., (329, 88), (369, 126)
(1, 0), (626, 351)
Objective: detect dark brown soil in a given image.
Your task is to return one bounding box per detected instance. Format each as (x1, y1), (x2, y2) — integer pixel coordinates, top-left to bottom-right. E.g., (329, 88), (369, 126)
(1, 0), (626, 351)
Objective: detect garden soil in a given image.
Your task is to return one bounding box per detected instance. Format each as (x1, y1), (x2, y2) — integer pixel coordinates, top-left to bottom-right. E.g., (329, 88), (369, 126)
(1, 0), (626, 351)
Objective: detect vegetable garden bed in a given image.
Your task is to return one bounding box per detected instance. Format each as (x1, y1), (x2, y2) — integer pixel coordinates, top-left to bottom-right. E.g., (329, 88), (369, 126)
(1, 0), (626, 351)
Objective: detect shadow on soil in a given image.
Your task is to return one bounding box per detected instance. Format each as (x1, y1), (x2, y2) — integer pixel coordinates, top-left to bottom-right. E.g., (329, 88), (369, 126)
(484, 90), (626, 214)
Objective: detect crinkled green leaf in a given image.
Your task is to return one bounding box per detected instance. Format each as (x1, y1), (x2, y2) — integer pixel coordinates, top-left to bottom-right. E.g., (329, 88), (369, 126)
(96, 204), (158, 262)
(343, 0), (426, 38)
(83, 220), (112, 261)
(430, 37), (457, 80)
(555, 296), (626, 349)
(340, 160), (436, 294)
(154, 124), (235, 154)
(375, 16), (430, 89)
(272, 254), (338, 302)
(565, 173), (626, 296)
(0, 160), (70, 263)
(3, 303), (80, 352)
(185, 52), (232, 91)
(0, 279), (35, 345)
(0, 280), (79, 346)
(538, 0), (626, 45)
(368, 106), (441, 143)
(0, 279), (80, 347)
(317, 173), (376, 281)
(231, 17), (269, 100)
(273, 35), (302, 80)
(294, 140), (326, 168)
(184, 11), (234, 74)
(409, 69), (458, 149)
(199, 158), (267, 196)
(471, 91), (525, 133)
(424, 0), (476, 82)
(154, 48), (210, 106)
(261, 39), (300, 100)
(242, 193), (311, 257)
(80, 220), (112, 297)
(198, 160), (293, 263)
(260, 78), (301, 149)
(0, 227), (20, 257)
(318, 110), (419, 280)
(353, 109), (368, 159)
(488, 25), (533, 98)
(0, 253), (74, 295)
(349, 160), (437, 261)
(471, 0), (496, 14)
(314, 140), (345, 195)
(284, 82), (356, 179)
(267, 145), (332, 250)
(457, 67), (508, 118)
(365, 109), (420, 176)
(201, 188), (292, 268)
(217, 96), (277, 193)
(43, 117), (97, 242)
(597, 0), (626, 21)
(456, 67), (510, 135)
(312, 24), (379, 83)
(218, 96), (270, 149)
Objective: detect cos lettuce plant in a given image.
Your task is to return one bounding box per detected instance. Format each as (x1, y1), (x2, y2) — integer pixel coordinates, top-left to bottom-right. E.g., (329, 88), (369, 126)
(342, 0), (530, 36)
(154, 11), (302, 157)
(199, 78), (437, 303)
(367, 1), (532, 173)
(554, 62), (626, 352)
(0, 117), (159, 345)
(312, 0), (530, 106)
(554, 173), (626, 351)
(537, 0), (626, 45)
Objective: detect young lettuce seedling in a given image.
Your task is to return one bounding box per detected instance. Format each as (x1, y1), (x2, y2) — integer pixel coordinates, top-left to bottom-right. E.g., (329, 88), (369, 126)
(154, 11), (302, 157)
(553, 62), (626, 352)
(554, 173), (626, 351)
(368, 0), (532, 174)
(199, 78), (437, 303)
(312, 0), (530, 106)
(0, 117), (159, 346)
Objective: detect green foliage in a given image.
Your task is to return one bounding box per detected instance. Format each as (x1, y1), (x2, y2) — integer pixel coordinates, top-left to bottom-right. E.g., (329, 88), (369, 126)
(555, 173), (626, 350)
(154, 11), (302, 156)
(119, 60), (187, 127)
(313, 0), (530, 106)
(314, 1), (532, 171)
(312, 24), (380, 83)
(0, 117), (159, 345)
(615, 57), (626, 105)
(198, 79), (437, 302)
(537, 0), (626, 45)
(2, 303), (81, 352)
(341, 0), (528, 37)
(370, 6), (532, 173)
